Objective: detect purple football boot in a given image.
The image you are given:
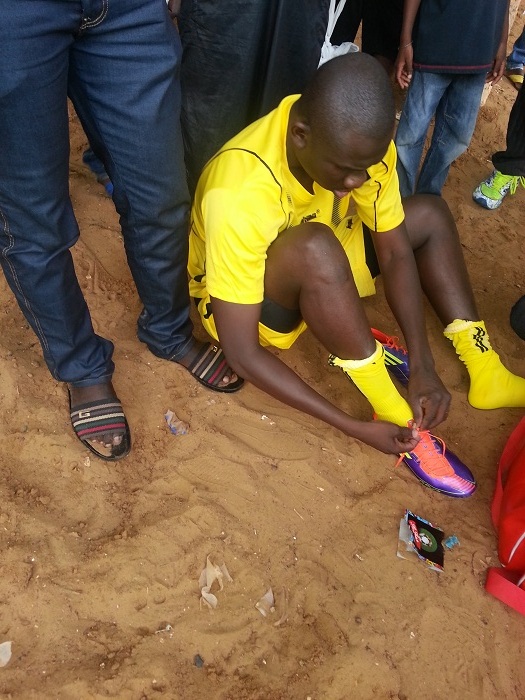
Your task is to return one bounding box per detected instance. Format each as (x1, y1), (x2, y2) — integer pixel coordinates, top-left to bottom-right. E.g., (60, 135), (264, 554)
(399, 430), (476, 498)
(371, 329), (410, 387)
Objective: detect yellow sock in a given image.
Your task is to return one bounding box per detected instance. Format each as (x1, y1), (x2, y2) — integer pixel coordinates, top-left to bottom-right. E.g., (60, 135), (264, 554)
(444, 319), (525, 409)
(329, 341), (413, 426)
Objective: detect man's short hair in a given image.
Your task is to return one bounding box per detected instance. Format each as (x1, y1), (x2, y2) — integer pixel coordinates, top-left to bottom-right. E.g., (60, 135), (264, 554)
(297, 52), (395, 145)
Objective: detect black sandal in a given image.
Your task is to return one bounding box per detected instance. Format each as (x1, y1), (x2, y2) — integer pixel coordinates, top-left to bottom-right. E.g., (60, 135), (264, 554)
(69, 394), (131, 461)
(177, 343), (244, 393)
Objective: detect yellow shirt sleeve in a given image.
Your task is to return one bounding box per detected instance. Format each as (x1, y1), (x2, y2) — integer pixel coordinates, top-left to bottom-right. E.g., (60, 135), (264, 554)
(202, 184), (286, 305)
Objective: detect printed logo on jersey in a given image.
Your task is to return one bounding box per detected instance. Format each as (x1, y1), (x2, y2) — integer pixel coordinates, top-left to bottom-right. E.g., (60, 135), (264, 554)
(301, 211), (318, 223)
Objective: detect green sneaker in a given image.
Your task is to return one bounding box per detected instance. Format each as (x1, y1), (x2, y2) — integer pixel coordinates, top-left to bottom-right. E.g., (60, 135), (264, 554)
(473, 169), (525, 210)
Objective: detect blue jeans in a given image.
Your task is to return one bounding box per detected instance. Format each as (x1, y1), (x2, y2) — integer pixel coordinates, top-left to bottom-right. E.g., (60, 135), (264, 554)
(507, 27), (525, 70)
(395, 70), (486, 196)
(0, 0), (192, 387)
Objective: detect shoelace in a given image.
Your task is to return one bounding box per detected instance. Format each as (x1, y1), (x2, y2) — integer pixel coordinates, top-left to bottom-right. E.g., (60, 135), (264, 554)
(396, 430), (454, 478)
(371, 329), (408, 355)
(491, 171), (525, 194)
(383, 335), (407, 356)
(509, 175), (525, 195)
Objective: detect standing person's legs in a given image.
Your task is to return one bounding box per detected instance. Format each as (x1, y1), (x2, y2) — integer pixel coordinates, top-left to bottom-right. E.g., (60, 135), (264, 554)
(496, 63), (525, 337)
(69, 0), (241, 394)
(493, 80), (525, 176)
(472, 80), (525, 209)
(69, 0), (193, 362)
(506, 26), (525, 89)
(394, 71), (447, 197)
(416, 73), (486, 195)
(0, 0), (129, 459)
(0, 1), (115, 390)
(507, 27), (525, 69)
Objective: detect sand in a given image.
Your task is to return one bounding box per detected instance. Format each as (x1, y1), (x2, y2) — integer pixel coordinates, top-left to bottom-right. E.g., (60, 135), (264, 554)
(1, 43), (525, 700)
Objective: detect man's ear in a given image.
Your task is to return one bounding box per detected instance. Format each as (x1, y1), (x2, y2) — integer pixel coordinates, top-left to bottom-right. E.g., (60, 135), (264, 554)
(289, 119), (311, 150)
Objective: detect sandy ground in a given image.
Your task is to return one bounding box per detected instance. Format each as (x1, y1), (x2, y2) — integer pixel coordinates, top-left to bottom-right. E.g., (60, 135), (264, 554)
(1, 35), (525, 700)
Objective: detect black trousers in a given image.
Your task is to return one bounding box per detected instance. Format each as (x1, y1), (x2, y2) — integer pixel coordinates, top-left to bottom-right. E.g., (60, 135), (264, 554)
(179, 0), (330, 194)
(493, 82), (525, 176)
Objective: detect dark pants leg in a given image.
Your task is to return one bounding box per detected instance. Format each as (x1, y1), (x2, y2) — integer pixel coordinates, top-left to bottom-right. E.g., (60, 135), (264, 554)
(0, 0), (114, 386)
(493, 83), (525, 176)
(179, 0), (329, 194)
(69, 0), (193, 362)
(0, 0), (193, 388)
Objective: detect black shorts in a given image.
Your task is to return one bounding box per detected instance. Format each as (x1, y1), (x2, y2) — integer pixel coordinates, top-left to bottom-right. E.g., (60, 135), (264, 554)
(261, 224), (380, 334)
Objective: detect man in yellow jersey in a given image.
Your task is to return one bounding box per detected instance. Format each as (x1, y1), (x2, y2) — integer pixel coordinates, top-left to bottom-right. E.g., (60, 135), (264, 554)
(188, 52), (525, 497)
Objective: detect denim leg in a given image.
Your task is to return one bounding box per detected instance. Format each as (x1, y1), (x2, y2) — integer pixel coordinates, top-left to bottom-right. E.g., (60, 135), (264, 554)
(507, 27), (525, 69)
(417, 73), (486, 195)
(394, 71), (448, 197)
(68, 0), (194, 362)
(0, 1), (114, 387)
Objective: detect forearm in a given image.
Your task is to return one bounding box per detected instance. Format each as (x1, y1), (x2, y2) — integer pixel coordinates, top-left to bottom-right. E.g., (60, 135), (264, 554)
(229, 342), (371, 440)
(500, 0), (510, 48)
(212, 298), (419, 451)
(400, 0), (421, 45)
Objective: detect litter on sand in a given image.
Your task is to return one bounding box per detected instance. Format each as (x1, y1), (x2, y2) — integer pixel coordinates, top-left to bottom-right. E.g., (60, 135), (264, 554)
(397, 510), (445, 572)
(444, 535), (460, 550)
(255, 588), (275, 617)
(164, 409), (189, 435)
(198, 556), (232, 609)
(0, 641), (12, 668)
(255, 587), (289, 626)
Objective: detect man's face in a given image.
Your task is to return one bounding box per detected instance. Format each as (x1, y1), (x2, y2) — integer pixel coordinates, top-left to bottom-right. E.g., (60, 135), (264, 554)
(295, 125), (391, 198)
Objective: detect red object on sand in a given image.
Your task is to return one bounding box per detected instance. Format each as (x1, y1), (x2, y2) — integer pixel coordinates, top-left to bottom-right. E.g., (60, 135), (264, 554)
(486, 416), (525, 615)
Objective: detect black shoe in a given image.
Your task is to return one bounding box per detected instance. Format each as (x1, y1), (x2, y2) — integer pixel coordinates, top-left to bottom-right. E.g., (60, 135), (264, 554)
(510, 295), (525, 340)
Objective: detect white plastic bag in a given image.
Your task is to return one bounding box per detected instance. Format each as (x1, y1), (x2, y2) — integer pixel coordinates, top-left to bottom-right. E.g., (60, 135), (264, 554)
(318, 0), (359, 67)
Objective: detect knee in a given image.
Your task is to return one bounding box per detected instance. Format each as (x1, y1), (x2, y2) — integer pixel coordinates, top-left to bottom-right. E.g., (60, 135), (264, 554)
(404, 194), (457, 243)
(404, 193), (454, 223)
(296, 223), (351, 283)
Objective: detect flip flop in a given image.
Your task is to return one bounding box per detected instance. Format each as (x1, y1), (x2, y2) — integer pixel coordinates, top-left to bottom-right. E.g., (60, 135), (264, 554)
(69, 392), (131, 461)
(179, 343), (244, 393)
(505, 69), (524, 90)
